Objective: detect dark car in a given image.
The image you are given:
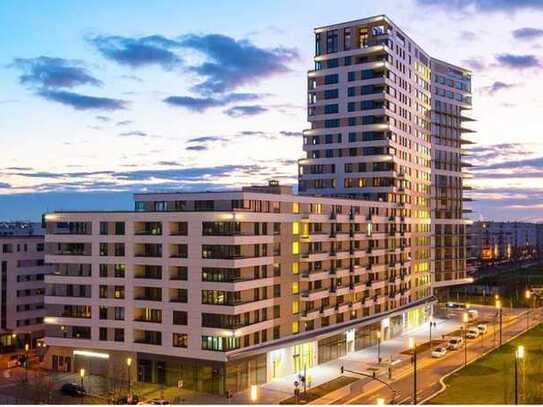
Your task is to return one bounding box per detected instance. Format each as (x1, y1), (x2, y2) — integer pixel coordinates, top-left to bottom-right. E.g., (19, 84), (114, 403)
(60, 382), (87, 397)
(114, 394), (140, 404)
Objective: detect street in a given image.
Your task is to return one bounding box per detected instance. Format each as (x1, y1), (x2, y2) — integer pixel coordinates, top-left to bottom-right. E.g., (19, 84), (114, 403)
(344, 308), (541, 404)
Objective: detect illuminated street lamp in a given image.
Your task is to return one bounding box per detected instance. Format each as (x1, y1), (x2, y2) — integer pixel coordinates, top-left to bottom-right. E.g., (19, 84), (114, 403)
(496, 299), (503, 345)
(250, 384), (258, 403)
(24, 343), (30, 382)
(126, 357), (133, 398)
(515, 345), (525, 404)
(462, 312), (469, 367)
(80, 368), (86, 389)
(525, 290), (532, 329)
(377, 397), (385, 405)
(376, 331), (382, 363)
(409, 337), (417, 405)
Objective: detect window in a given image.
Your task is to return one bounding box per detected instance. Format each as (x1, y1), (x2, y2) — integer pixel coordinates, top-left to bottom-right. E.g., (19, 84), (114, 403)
(99, 327), (108, 341)
(292, 301), (300, 315)
(292, 241), (300, 255)
(114, 328), (124, 342)
(292, 202), (300, 213)
(173, 333), (188, 348)
(154, 201), (167, 212)
(292, 262), (299, 275)
(292, 282), (299, 295)
(326, 30), (338, 53)
(348, 71), (355, 81)
(324, 74), (338, 85)
(324, 89), (339, 99)
(292, 321), (299, 334)
(273, 284), (281, 298)
(325, 119), (340, 128)
(173, 311), (188, 325)
(327, 58), (338, 68)
(348, 87), (355, 97)
(292, 222), (300, 235)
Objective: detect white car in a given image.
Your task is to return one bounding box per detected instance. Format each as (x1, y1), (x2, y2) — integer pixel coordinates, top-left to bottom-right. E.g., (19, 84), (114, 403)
(477, 324), (488, 334)
(466, 328), (479, 339)
(431, 347), (448, 358)
(447, 337), (463, 350)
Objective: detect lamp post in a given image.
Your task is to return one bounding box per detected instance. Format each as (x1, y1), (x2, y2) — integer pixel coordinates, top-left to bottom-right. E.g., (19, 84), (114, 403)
(525, 290), (531, 330)
(496, 299), (503, 345)
(409, 337), (417, 405)
(126, 357), (133, 399)
(429, 316), (436, 348)
(80, 368), (86, 389)
(377, 331), (382, 363)
(24, 343), (29, 383)
(462, 312), (469, 367)
(515, 345), (525, 404)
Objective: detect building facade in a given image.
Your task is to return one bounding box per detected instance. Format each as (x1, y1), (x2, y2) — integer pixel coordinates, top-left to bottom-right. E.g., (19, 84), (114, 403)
(43, 185), (431, 393)
(42, 15), (472, 395)
(0, 223), (50, 349)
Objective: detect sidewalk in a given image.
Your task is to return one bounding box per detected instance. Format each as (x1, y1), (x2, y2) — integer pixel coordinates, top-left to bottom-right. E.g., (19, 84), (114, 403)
(232, 316), (463, 404)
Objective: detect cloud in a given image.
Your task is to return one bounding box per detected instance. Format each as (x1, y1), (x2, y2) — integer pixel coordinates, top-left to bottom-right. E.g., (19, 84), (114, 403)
(180, 33), (298, 94)
(417, 0), (543, 12)
(163, 92), (259, 112)
(89, 35), (183, 69)
(479, 81), (518, 95)
(495, 53), (541, 69)
(116, 120), (132, 126)
(459, 31), (477, 41)
(462, 58), (486, 71)
(37, 90), (127, 111)
(118, 130), (149, 137)
(186, 145), (208, 151)
(155, 161), (179, 166)
(0, 182), (11, 189)
(187, 136), (228, 143)
(279, 131), (302, 138)
(95, 115), (111, 122)
(223, 105), (267, 117)
(512, 27), (543, 40)
(10, 56), (102, 89)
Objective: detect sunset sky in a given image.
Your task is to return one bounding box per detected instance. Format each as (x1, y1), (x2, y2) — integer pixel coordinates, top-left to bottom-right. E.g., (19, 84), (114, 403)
(1, 0), (543, 221)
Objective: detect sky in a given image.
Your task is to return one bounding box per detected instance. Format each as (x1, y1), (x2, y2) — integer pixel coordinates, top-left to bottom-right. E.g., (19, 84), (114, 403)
(1, 0), (543, 221)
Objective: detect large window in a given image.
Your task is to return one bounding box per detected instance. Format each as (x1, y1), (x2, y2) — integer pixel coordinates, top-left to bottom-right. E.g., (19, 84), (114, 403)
(202, 336), (240, 352)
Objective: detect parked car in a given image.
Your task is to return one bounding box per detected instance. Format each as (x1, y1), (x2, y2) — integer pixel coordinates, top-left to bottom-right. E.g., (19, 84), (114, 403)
(466, 328), (479, 339)
(150, 400), (169, 405)
(431, 347), (448, 358)
(115, 395), (140, 404)
(447, 337), (463, 350)
(477, 324), (488, 334)
(6, 355), (21, 368)
(60, 383), (87, 397)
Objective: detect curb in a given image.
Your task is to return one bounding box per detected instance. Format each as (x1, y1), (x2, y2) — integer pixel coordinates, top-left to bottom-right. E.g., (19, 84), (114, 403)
(419, 319), (540, 405)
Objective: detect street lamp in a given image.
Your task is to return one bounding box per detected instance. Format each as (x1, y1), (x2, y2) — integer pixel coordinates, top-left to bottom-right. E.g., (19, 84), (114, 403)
(80, 368), (86, 389)
(250, 384), (258, 403)
(496, 299), (503, 345)
(515, 345), (525, 404)
(126, 357), (133, 398)
(24, 343), (29, 382)
(429, 316), (436, 348)
(525, 290), (531, 329)
(376, 331), (382, 363)
(377, 397), (385, 405)
(462, 312), (469, 367)
(409, 337), (417, 405)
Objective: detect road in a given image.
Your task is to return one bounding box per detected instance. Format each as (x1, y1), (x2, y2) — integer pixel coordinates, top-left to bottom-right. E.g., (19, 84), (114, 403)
(343, 308), (541, 405)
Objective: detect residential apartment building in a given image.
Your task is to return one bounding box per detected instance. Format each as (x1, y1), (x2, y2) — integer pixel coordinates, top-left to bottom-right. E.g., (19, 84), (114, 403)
(42, 15), (473, 395)
(0, 222), (51, 349)
(298, 15), (472, 292)
(470, 221), (538, 266)
(43, 184), (429, 393)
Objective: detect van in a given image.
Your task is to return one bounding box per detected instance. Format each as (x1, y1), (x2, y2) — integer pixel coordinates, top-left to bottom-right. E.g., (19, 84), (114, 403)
(447, 337), (463, 350)
(477, 324), (488, 334)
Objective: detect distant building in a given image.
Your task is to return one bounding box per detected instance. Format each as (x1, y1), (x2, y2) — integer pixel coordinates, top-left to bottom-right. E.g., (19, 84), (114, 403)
(470, 221), (538, 266)
(0, 223), (52, 349)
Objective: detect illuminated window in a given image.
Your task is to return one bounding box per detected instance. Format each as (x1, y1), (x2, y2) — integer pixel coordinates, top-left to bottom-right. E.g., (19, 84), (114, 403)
(292, 241), (300, 255)
(292, 222), (300, 235)
(292, 202), (300, 213)
(292, 282), (299, 295)
(292, 262), (299, 275)
(292, 321), (299, 334)
(292, 301), (300, 314)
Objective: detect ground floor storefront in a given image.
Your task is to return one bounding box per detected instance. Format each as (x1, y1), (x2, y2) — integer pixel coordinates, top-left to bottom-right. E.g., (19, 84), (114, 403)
(43, 304), (431, 395)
